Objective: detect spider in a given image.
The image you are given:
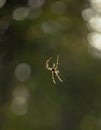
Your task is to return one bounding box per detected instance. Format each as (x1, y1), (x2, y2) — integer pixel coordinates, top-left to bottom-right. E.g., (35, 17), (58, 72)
(46, 55), (63, 84)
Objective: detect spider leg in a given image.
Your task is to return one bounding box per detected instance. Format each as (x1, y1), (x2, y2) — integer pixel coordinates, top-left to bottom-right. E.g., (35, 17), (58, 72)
(55, 55), (59, 69)
(55, 70), (63, 82)
(46, 57), (52, 70)
(52, 71), (56, 84)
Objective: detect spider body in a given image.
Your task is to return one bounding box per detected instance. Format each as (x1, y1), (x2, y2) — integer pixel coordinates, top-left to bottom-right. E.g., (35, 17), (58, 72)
(46, 55), (63, 84)
(52, 68), (55, 72)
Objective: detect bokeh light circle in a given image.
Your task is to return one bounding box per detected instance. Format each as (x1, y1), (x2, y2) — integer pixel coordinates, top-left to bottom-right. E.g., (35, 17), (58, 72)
(28, 0), (45, 9)
(12, 7), (29, 21)
(15, 63), (31, 82)
(0, 0), (6, 8)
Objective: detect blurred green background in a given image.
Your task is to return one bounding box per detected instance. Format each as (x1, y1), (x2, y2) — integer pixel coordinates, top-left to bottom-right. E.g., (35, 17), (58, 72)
(0, 0), (101, 130)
